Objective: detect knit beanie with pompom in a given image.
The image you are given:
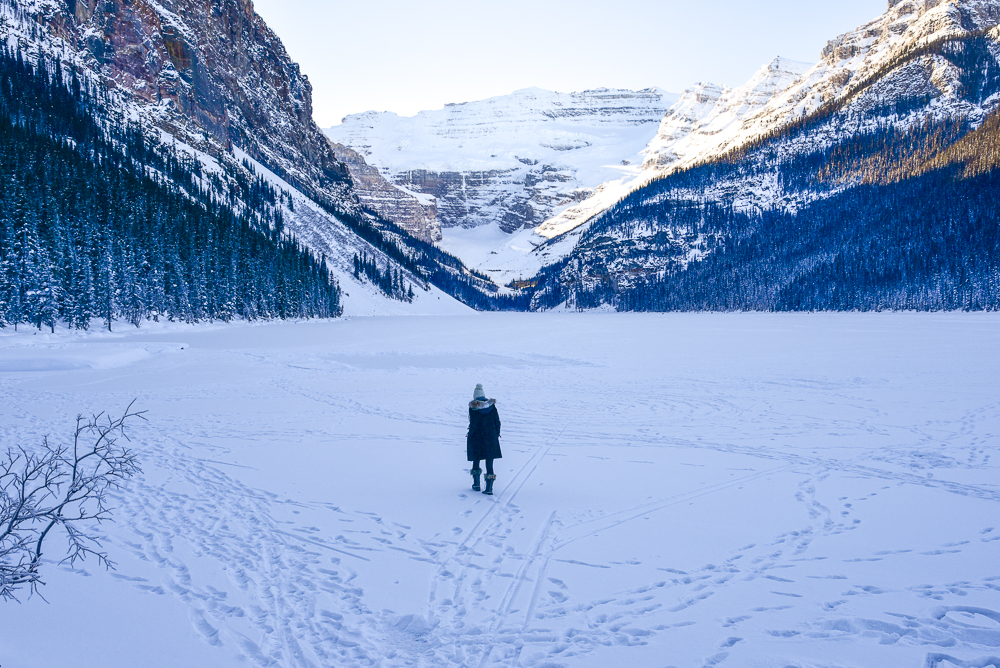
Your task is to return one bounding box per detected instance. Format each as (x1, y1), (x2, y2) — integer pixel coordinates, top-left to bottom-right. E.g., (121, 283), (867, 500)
(473, 383), (486, 400)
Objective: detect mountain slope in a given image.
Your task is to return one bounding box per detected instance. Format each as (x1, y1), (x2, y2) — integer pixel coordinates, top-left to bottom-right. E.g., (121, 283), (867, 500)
(29, 0), (352, 207)
(532, 58), (815, 246)
(524, 0), (1000, 311)
(4, 0), (504, 315)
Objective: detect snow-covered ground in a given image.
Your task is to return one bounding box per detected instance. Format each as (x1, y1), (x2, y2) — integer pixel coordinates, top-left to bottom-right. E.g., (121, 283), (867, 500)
(1, 313), (998, 668)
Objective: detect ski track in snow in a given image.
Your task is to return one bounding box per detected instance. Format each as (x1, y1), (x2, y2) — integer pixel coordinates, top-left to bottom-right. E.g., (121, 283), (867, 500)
(1, 314), (999, 668)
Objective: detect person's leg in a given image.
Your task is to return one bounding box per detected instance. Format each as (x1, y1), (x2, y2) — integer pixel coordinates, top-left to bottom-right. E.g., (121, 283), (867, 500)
(483, 459), (496, 495)
(471, 460), (482, 491)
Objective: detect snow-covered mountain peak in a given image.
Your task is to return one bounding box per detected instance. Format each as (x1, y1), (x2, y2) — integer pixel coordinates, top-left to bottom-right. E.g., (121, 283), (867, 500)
(678, 0), (1000, 162)
(751, 56), (814, 90)
(751, 0), (1000, 134)
(639, 56), (813, 172)
(521, 57), (814, 250)
(325, 86), (679, 249)
(820, 0), (992, 70)
(328, 86), (679, 174)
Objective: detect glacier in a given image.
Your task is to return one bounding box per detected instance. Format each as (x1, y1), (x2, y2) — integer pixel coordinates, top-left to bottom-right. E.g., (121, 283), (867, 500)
(324, 86), (679, 283)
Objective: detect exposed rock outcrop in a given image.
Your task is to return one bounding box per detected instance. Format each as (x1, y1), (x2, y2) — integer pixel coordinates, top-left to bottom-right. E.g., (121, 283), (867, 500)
(390, 165), (583, 235)
(23, 0), (352, 205)
(329, 143), (441, 242)
(325, 87), (678, 236)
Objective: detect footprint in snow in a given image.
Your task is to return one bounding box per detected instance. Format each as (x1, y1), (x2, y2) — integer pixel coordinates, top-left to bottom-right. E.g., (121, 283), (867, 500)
(723, 616), (751, 627)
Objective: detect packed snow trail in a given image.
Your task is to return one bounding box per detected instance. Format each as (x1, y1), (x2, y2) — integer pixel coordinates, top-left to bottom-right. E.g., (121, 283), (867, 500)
(1, 313), (999, 668)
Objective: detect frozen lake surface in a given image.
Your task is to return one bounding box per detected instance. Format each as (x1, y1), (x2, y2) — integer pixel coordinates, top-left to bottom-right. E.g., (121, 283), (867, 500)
(1, 313), (998, 668)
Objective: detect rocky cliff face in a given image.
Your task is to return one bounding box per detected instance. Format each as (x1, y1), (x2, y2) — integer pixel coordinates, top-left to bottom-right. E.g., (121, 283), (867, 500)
(22, 0), (356, 204)
(328, 143), (441, 242)
(641, 57), (814, 172)
(754, 0), (1000, 137)
(324, 87), (679, 237)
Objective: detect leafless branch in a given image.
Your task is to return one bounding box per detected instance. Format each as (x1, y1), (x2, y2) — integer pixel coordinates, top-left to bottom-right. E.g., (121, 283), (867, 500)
(0, 401), (145, 601)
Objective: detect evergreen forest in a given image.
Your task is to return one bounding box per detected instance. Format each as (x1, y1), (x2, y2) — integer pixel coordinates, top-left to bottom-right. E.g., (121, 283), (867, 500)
(0, 46), (341, 331)
(529, 56), (1000, 312)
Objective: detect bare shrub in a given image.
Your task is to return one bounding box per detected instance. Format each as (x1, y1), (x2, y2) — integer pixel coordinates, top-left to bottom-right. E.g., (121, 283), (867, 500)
(0, 401), (145, 600)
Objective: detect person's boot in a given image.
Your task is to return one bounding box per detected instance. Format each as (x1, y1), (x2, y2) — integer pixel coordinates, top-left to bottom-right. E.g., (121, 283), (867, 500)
(471, 468), (482, 491)
(483, 474), (496, 496)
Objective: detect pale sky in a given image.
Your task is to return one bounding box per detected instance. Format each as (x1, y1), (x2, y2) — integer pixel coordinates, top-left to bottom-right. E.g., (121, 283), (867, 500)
(252, 0), (887, 128)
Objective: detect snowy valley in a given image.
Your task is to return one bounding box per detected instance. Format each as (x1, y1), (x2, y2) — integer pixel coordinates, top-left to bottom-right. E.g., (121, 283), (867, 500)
(1, 0), (999, 666)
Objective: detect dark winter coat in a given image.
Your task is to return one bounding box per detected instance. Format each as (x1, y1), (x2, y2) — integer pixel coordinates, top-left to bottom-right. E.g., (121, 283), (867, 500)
(467, 399), (502, 461)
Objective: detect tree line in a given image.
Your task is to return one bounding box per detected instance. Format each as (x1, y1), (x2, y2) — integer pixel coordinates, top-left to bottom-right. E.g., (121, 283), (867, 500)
(353, 252), (415, 302)
(0, 46), (341, 331)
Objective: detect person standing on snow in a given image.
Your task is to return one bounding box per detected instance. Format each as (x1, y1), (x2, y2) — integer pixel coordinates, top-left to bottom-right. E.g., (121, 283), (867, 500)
(468, 383), (502, 495)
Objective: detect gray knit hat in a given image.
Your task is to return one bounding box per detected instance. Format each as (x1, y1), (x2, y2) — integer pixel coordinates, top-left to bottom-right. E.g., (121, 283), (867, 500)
(473, 383), (486, 400)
